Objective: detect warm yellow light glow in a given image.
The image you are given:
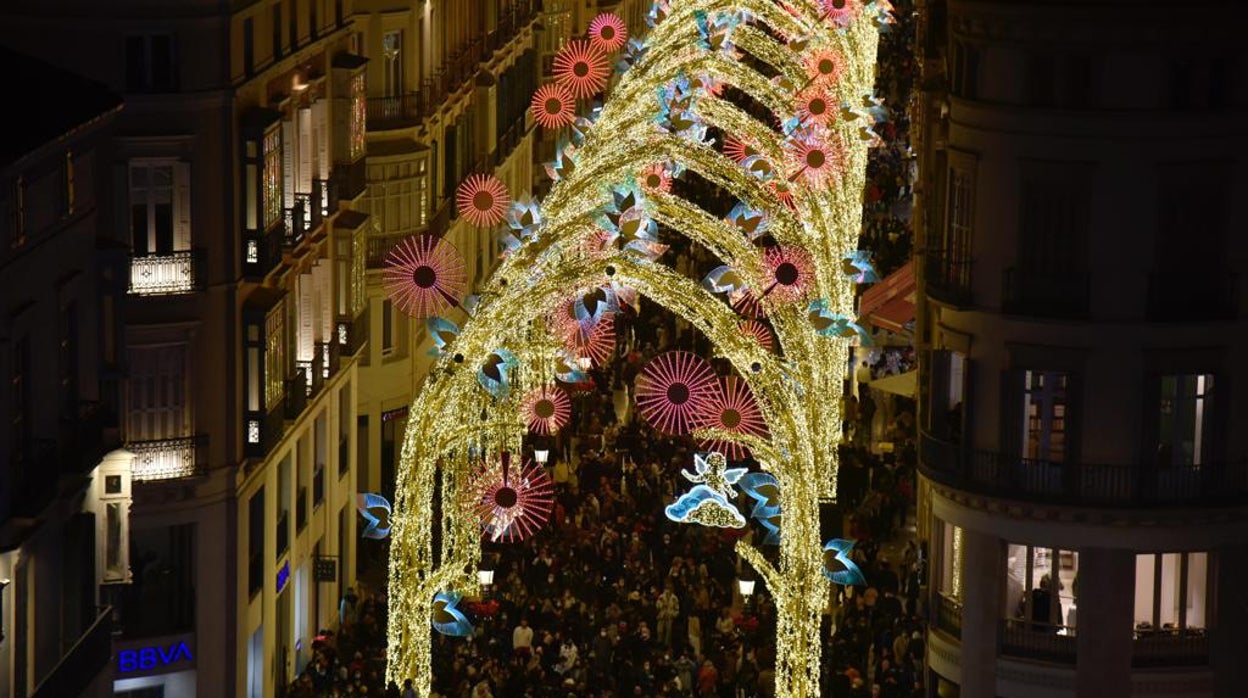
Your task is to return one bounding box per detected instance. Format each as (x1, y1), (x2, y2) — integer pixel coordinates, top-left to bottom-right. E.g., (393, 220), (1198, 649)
(387, 2), (882, 696)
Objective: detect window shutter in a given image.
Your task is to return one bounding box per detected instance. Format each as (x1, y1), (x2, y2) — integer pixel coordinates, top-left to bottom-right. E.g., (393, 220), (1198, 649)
(1209, 374), (1228, 463)
(313, 261), (332, 342)
(1065, 371), (1083, 466)
(298, 273), (314, 361)
(282, 120), (295, 209)
(313, 99), (330, 180)
(115, 163), (130, 249)
(298, 107), (313, 193)
(1141, 372), (1161, 465)
(928, 350), (951, 436)
(173, 161), (192, 251)
(999, 369), (1025, 459)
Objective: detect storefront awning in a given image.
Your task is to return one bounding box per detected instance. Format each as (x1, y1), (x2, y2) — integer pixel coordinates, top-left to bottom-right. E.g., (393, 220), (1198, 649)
(869, 369), (917, 398)
(858, 260), (915, 333)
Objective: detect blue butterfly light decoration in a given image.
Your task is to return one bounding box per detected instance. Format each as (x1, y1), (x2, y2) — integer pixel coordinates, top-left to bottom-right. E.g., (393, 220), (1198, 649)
(477, 348), (519, 399)
(822, 539), (867, 587)
(431, 591), (474, 637)
(355, 493), (392, 539)
(737, 472), (782, 546)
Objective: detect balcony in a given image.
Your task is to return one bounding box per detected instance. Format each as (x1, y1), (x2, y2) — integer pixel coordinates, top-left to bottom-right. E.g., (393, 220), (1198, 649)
(999, 619), (1077, 664)
(1147, 270), (1237, 322)
(127, 435), (209, 482)
(934, 593), (962, 640)
(285, 372), (309, 420)
(30, 607), (112, 698)
(1003, 267), (1090, 318)
(338, 310), (367, 358)
(925, 249), (973, 307)
(128, 249), (206, 296)
(245, 402), (286, 460)
(919, 431), (1248, 507)
(314, 177), (338, 220)
(244, 223), (285, 278)
(494, 115), (530, 167)
(334, 155), (367, 201)
(366, 233), (408, 268)
(296, 347), (326, 400)
(285, 196), (311, 247)
(1132, 628), (1209, 667)
(367, 93), (425, 130)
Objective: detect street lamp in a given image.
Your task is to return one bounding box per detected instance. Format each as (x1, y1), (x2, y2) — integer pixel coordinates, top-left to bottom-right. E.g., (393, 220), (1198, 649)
(737, 578), (756, 598)
(477, 569), (495, 587)
(533, 449), (550, 466)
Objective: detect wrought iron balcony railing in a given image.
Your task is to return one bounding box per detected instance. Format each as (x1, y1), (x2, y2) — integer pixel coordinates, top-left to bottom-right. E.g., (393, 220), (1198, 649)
(934, 593), (962, 640)
(128, 249), (206, 296)
(920, 431), (1248, 507)
(1132, 627), (1209, 667)
(1147, 270), (1237, 322)
(127, 435), (209, 481)
(924, 249), (973, 308)
(367, 93), (425, 130)
(1003, 267), (1090, 318)
(999, 619), (1077, 664)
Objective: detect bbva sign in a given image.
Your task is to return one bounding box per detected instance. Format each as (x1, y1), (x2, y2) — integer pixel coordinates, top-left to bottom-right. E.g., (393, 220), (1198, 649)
(118, 641), (194, 673)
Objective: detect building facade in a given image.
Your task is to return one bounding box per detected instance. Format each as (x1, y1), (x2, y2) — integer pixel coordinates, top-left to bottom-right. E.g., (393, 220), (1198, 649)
(1, 1), (369, 695)
(0, 48), (125, 698)
(912, 1), (1248, 696)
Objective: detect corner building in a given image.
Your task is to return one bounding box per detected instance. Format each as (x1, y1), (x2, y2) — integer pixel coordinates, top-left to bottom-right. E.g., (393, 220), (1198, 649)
(912, 1), (1248, 696)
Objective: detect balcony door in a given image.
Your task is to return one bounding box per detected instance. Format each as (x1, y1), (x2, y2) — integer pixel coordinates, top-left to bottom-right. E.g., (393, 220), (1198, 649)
(1154, 374), (1214, 467)
(127, 344), (189, 441)
(1022, 370), (1068, 463)
(383, 30), (403, 98)
(129, 160), (189, 255)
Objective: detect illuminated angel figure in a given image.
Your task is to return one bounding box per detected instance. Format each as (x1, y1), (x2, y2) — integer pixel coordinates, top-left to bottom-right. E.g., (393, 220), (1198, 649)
(467, 454), (555, 543)
(762, 245), (816, 303)
(553, 40), (610, 99)
(696, 376), (769, 460)
(382, 235), (467, 317)
(588, 12), (628, 52)
(684, 451), (748, 499)
(739, 319), (775, 352)
(664, 452), (748, 529)
(521, 385), (572, 435)
(636, 351), (722, 435)
(455, 173), (510, 228)
(431, 591), (474, 637)
(530, 83), (577, 130)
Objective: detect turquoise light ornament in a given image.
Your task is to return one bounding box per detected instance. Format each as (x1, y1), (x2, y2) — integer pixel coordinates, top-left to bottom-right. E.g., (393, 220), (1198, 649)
(665, 485), (747, 528)
(431, 591), (474, 637)
(808, 298), (873, 346)
(477, 348), (519, 399)
(822, 538), (867, 586)
(841, 250), (880, 284)
(737, 471), (781, 519)
(355, 493), (392, 539)
(426, 317), (459, 357)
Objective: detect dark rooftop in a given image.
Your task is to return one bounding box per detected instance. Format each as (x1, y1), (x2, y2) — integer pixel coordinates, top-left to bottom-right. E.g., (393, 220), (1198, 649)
(1, 45), (123, 168)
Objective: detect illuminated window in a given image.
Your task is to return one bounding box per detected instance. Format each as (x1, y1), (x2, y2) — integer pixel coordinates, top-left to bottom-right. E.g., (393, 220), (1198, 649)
(127, 344), (188, 441)
(1135, 553), (1207, 634)
(938, 522), (963, 599)
(1156, 374), (1213, 466)
(1022, 370), (1068, 463)
(383, 30), (403, 98)
(349, 74), (366, 160)
(263, 128), (283, 227)
(265, 302), (286, 409)
(1006, 544), (1079, 630)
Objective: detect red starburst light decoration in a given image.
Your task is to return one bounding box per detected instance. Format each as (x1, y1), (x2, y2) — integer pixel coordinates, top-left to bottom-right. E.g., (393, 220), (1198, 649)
(796, 87), (835, 127)
(739, 319), (775, 352)
(731, 289), (765, 318)
(763, 245), (815, 303)
(521, 386), (572, 435)
(530, 83), (578, 130)
(455, 174), (510, 227)
(805, 48), (845, 87)
(818, 0), (861, 27)
(553, 40), (610, 99)
(635, 351), (722, 435)
(787, 128), (847, 186)
(723, 134), (758, 164)
(569, 312), (617, 367)
(770, 179), (798, 211)
(696, 376), (769, 460)
(468, 454), (555, 542)
(588, 12), (629, 52)
(382, 235), (467, 317)
(639, 163), (672, 193)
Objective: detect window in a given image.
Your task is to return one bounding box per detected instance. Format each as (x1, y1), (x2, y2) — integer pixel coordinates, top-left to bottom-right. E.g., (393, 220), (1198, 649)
(56, 150), (74, 217)
(1019, 161), (1091, 273)
(248, 489), (265, 596)
(10, 337), (30, 465)
(263, 128), (283, 228)
(8, 176), (26, 249)
(950, 40), (979, 99)
(379, 299), (394, 354)
(277, 454), (291, 557)
(1006, 544), (1079, 630)
(125, 35), (177, 92)
(127, 345), (189, 441)
(265, 303), (286, 410)
(938, 521), (963, 598)
(1135, 553), (1208, 634)
(288, 0), (298, 49)
(273, 3), (283, 59)
(383, 30), (403, 98)
(243, 18), (255, 75)
(942, 152), (975, 288)
(129, 161), (191, 255)
(1155, 374), (1213, 466)
(1156, 161), (1228, 264)
(60, 302), (78, 415)
(349, 74), (366, 160)
(309, 0), (318, 39)
(1022, 370), (1068, 463)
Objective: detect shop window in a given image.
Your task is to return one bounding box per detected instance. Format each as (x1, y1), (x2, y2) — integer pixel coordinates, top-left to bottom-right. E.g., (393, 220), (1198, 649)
(1134, 552), (1207, 635)
(1006, 544), (1079, 630)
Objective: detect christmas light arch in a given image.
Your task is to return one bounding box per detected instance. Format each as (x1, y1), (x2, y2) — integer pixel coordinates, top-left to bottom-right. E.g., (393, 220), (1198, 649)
(387, 1), (885, 695)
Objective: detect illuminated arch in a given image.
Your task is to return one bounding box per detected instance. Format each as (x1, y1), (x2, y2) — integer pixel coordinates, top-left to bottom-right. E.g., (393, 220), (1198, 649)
(387, 2), (884, 695)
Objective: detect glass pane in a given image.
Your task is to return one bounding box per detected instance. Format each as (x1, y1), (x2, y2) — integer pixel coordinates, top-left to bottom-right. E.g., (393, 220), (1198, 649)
(1005, 543), (1028, 617)
(1186, 553), (1208, 629)
(106, 502), (122, 573)
(1134, 554), (1156, 629)
(1159, 553), (1181, 629)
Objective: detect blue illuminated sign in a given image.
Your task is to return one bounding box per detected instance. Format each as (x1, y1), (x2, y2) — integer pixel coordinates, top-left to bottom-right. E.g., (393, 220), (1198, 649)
(118, 642), (194, 673)
(276, 560), (291, 593)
